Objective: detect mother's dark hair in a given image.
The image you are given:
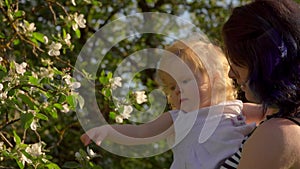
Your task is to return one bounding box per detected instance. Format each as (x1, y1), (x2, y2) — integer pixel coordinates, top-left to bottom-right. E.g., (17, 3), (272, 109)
(222, 0), (300, 117)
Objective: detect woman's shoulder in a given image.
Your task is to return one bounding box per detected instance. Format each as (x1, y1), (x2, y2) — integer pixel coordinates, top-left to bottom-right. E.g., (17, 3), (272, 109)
(239, 117), (300, 168)
(251, 117), (300, 146)
(258, 117), (300, 135)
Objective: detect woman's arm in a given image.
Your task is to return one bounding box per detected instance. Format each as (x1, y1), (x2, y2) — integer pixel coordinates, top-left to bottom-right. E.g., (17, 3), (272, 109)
(81, 112), (174, 146)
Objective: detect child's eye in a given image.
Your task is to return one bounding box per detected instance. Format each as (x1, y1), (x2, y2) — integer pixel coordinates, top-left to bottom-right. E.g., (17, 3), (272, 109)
(182, 79), (190, 84)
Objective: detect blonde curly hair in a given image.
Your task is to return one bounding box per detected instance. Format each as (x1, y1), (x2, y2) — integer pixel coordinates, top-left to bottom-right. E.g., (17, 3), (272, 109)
(156, 40), (237, 105)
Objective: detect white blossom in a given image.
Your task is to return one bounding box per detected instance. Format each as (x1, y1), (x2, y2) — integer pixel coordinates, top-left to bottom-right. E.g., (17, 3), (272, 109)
(18, 90), (25, 95)
(121, 105), (133, 119)
(109, 77), (122, 90)
(21, 153), (32, 165)
(0, 57), (3, 62)
(26, 22), (36, 32)
(25, 142), (44, 157)
(87, 146), (97, 157)
(0, 91), (7, 100)
(72, 23), (77, 31)
(48, 42), (62, 56)
(0, 83), (3, 91)
(71, 0), (76, 6)
(39, 67), (54, 79)
(19, 21), (36, 34)
(41, 58), (53, 66)
(64, 33), (71, 47)
(43, 36), (49, 44)
(72, 13), (86, 31)
(21, 142), (45, 164)
(31, 72), (38, 78)
(15, 62), (27, 75)
(63, 74), (80, 90)
(75, 152), (81, 158)
(134, 91), (147, 104)
(115, 115), (123, 123)
(63, 74), (72, 85)
(70, 82), (81, 89)
(30, 119), (38, 131)
(61, 104), (70, 113)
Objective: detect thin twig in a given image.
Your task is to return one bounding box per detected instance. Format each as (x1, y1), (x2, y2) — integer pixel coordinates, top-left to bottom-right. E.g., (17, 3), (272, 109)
(34, 130), (41, 143)
(49, 122), (80, 149)
(46, 1), (57, 25)
(54, 1), (69, 16)
(0, 132), (13, 148)
(0, 118), (20, 131)
(21, 129), (27, 144)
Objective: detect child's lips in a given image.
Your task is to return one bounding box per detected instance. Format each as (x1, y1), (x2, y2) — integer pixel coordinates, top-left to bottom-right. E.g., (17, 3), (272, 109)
(180, 98), (188, 103)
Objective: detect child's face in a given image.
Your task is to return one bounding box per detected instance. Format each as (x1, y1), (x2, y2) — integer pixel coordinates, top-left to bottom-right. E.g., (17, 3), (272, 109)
(160, 59), (210, 112)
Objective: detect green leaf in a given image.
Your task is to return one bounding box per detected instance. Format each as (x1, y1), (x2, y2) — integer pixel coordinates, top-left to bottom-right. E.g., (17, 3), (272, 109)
(0, 64), (7, 72)
(35, 113), (48, 121)
(101, 88), (111, 97)
(109, 111), (116, 119)
(107, 72), (113, 79)
(19, 94), (35, 109)
(13, 131), (21, 145)
(0, 32), (5, 39)
(62, 161), (81, 168)
(0, 71), (6, 80)
(75, 29), (81, 38)
(45, 107), (58, 119)
(46, 163), (61, 169)
(14, 10), (24, 18)
(20, 113), (34, 129)
(31, 38), (38, 45)
(54, 103), (63, 110)
(66, 95), (76, 108)
(5, 0), (11, 8)
(16, 159), (24, 169)
(7, 88), (15, 97)
(62, 28), (67, 39)
(13, 39), (20, 45)
(29, 76), (39, 85)
(58, 94), (67, 103)
(32, 32), (45, 43)
(99, 76), (108, 84)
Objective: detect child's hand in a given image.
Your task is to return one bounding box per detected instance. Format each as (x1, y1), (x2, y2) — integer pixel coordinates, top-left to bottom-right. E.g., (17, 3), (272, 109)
(80, 125), (110, 146)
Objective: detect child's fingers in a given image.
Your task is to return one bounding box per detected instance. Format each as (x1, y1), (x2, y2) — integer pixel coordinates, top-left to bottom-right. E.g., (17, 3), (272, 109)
(81, 126), (108, 146)
(80, 134), (91, 146)
(94, 133), (105, 146)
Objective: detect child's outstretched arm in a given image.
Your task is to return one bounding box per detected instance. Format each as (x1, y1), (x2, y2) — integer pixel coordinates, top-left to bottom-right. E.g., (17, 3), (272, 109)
(80, 112), (174, 146)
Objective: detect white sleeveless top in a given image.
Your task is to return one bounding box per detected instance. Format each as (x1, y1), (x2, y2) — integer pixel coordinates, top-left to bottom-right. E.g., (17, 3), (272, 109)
(168, 100), (256, 169)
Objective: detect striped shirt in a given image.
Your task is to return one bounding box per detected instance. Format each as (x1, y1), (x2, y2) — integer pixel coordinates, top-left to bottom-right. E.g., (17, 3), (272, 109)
(219, 135), (250, 169)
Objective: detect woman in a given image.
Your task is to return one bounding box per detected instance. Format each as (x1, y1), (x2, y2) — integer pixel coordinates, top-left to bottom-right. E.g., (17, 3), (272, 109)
(220, 0), (300, 168)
